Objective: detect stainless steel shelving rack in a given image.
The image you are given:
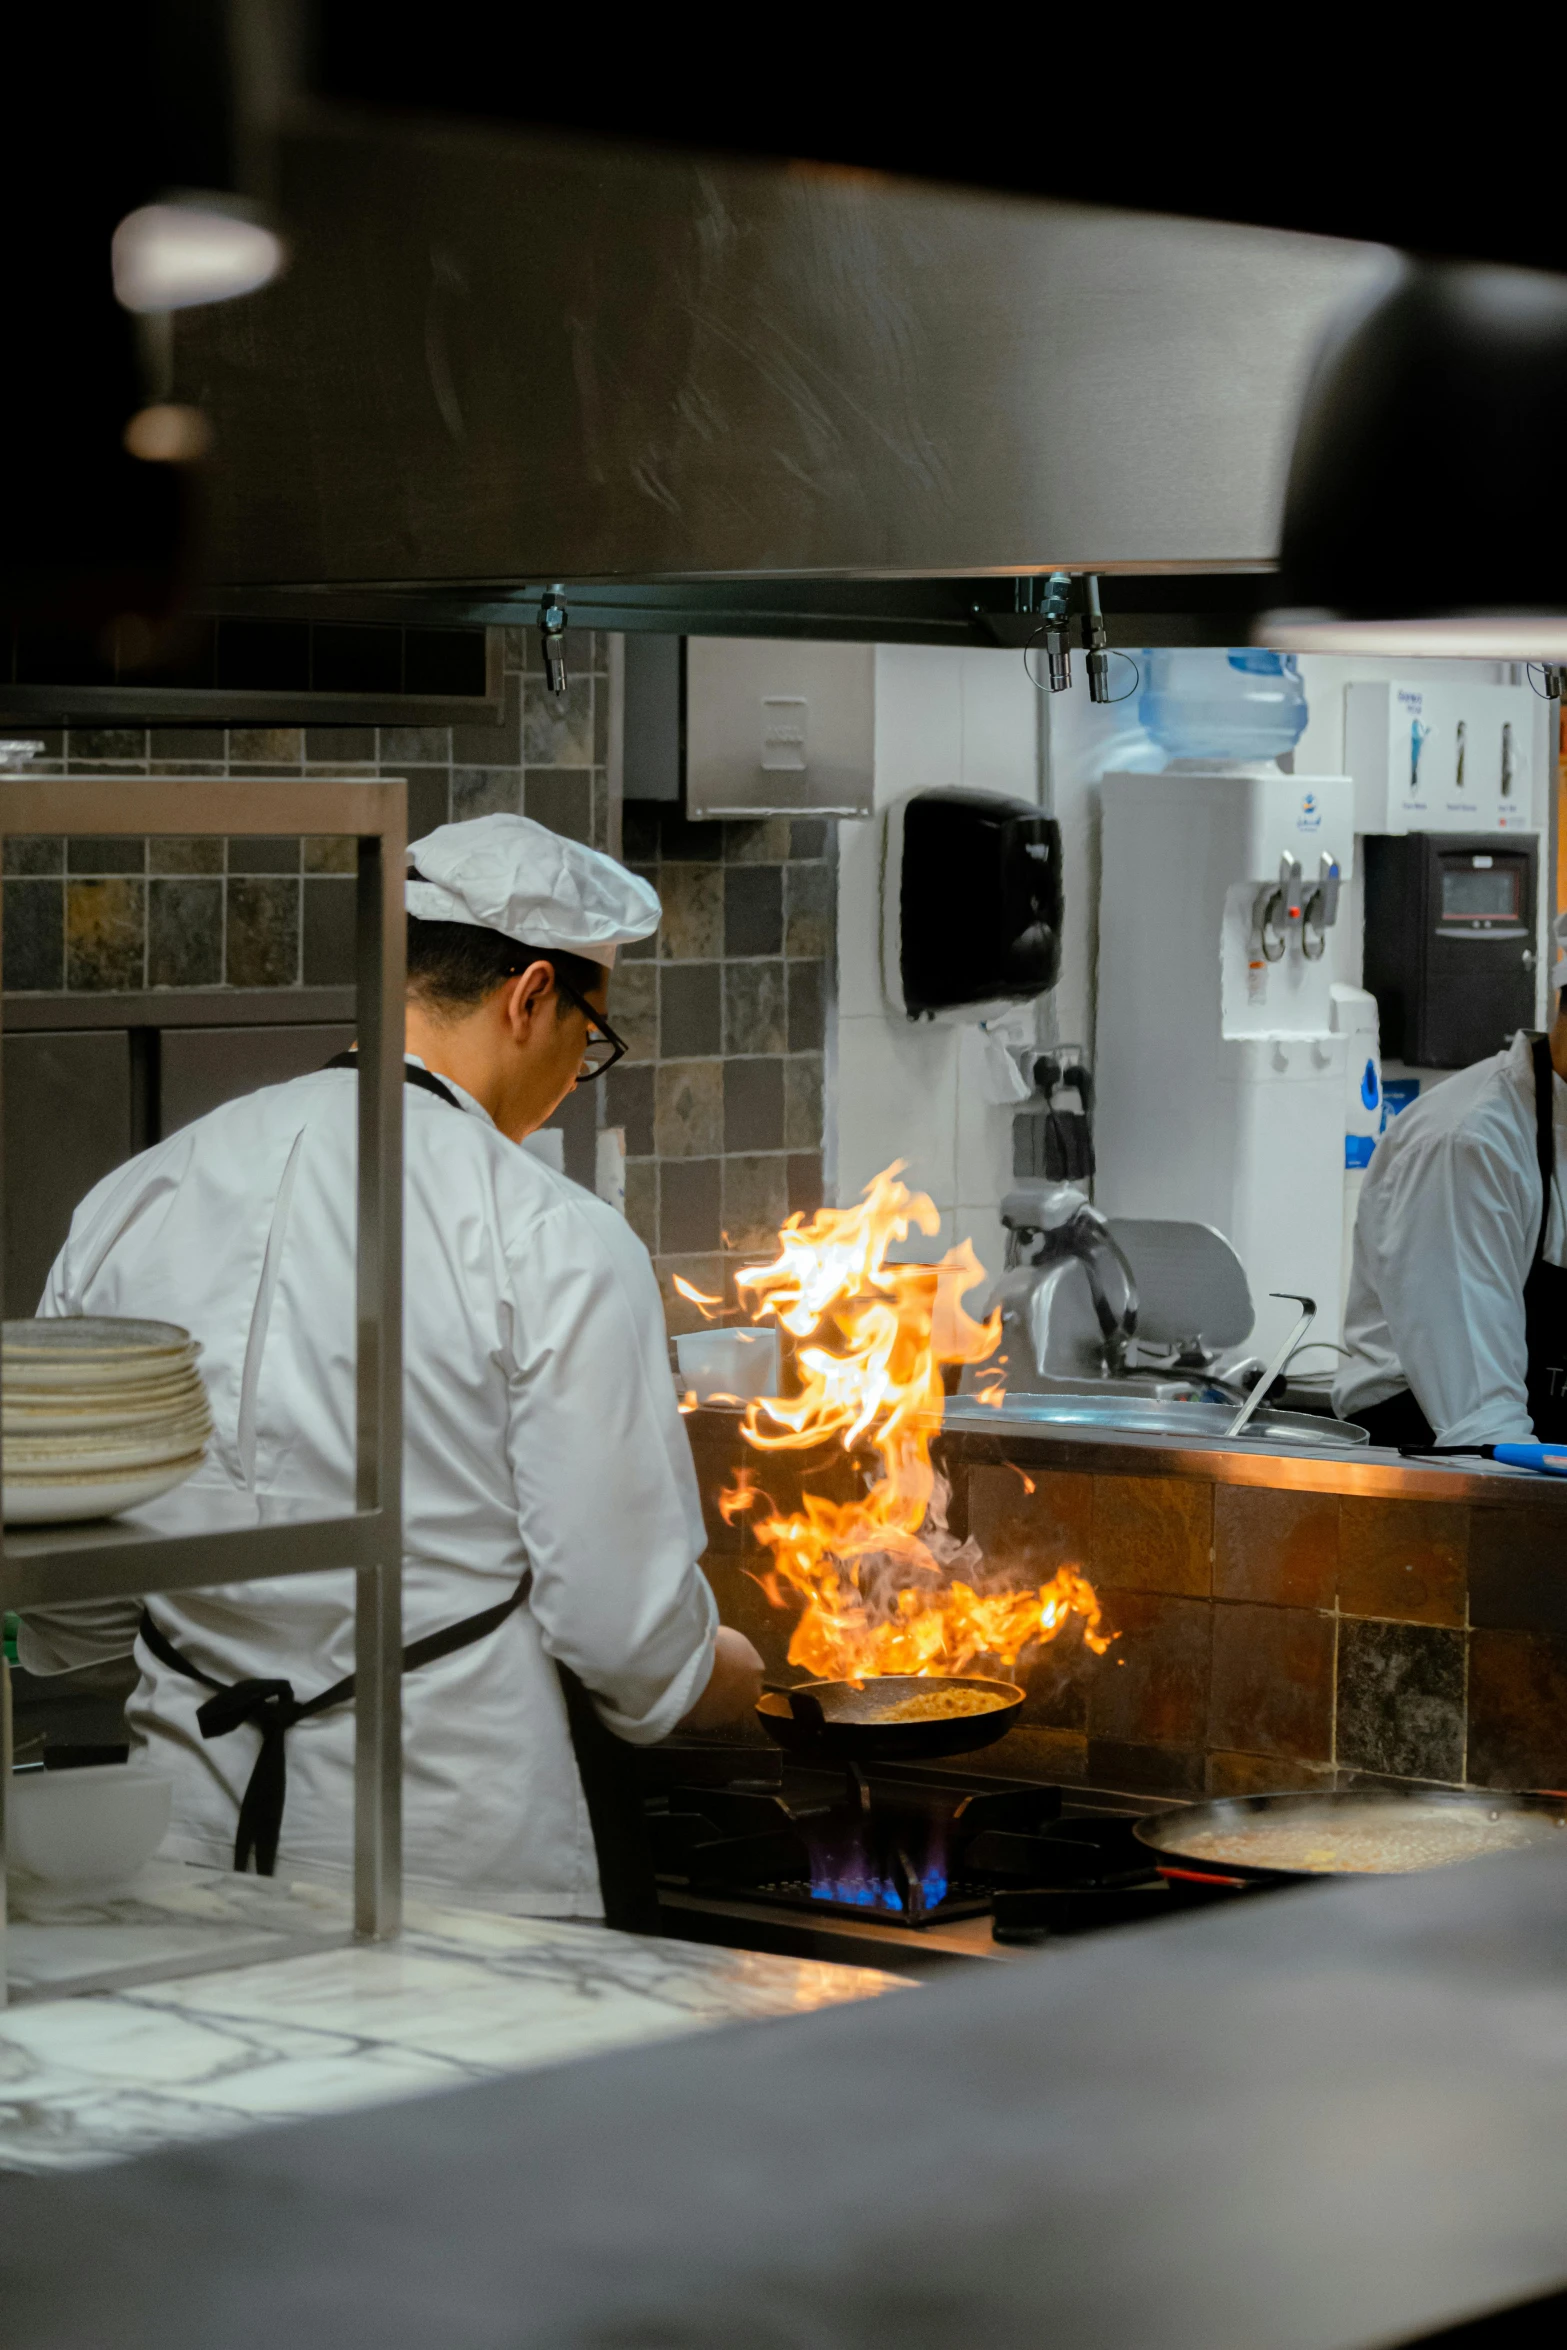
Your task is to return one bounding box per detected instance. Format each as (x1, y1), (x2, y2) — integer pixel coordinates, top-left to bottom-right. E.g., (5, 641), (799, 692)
(0, 774), (407, 2005)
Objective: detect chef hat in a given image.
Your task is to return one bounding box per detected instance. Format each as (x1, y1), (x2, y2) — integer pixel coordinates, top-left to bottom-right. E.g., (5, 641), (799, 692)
(406, 814), (660, 969)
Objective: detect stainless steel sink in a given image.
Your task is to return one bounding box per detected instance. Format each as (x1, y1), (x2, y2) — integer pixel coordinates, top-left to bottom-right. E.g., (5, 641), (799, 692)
(944, 1388), (1369, 1449)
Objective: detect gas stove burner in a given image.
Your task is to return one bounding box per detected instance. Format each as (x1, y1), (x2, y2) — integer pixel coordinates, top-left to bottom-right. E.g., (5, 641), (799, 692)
(643, 1750), (1271, 1951)
(759, 1875), (992, 1926)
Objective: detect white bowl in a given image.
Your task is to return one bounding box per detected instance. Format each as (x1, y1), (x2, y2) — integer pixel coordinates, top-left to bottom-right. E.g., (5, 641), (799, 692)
(675, 1326), (781, 1403)
(2, 1317), (200, 1391)
(8, 1764), (173, 1887)
(2, 1453), (207, 1524)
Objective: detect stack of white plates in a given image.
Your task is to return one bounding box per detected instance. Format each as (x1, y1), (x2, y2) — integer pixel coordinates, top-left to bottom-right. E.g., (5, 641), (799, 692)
(3, 1318), (212, 1524)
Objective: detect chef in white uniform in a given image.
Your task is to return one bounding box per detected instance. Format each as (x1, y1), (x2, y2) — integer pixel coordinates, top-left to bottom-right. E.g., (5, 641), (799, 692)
(1334, 990), (1567, 1452)
(19, 813), (763, 1917)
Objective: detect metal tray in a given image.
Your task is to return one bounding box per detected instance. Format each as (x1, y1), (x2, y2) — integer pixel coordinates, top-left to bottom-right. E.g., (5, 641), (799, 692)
(943, 1393), (1368, 1449)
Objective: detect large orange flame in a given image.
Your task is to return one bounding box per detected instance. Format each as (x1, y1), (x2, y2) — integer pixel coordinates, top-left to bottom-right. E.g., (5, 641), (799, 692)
(722, 1165), (1111, 1682)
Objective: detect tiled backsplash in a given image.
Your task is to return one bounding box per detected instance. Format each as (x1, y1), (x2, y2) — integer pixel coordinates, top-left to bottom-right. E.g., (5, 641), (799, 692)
(1, 631), (835, 1332)
(1, 629), (609, 997)
(611, 805), (834, 1330)
(688, 1413), (1567, 1798)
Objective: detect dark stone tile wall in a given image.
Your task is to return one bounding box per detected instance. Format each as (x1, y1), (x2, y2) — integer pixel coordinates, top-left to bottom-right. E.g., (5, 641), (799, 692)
(686, 1412), (1567, 1800)
(2, 630), (608, 997)
(4, 637), (834, 1338)
(612, 807), (833, 1331)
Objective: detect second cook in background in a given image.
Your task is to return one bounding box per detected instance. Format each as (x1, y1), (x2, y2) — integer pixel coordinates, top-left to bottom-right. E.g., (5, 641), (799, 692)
(1335, 963), (1567, 1451)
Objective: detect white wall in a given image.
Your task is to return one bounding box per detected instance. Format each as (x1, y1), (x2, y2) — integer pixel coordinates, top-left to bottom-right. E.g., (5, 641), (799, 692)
(1044, 651), (1557, 1099)
(832, 645), (1041, 1287)
(1293, 654), (1555, 1035)
(831, 646), (1556, 1305)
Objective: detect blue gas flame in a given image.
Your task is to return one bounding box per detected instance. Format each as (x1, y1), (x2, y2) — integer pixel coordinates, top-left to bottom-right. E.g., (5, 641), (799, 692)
(809, 1867), (949, 1913)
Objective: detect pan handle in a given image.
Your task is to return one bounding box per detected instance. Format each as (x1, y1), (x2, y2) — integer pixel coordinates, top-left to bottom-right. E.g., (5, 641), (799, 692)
(763, 1682), (827, 1732)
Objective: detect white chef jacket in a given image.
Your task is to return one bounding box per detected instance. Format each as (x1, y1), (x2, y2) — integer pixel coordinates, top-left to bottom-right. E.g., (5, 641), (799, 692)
(1334, 1032), (1567, 1448)
(19, 1059), (718, 1916)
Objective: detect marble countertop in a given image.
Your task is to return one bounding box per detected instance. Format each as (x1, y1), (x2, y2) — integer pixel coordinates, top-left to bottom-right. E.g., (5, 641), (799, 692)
(0, 1863), (908, 2174)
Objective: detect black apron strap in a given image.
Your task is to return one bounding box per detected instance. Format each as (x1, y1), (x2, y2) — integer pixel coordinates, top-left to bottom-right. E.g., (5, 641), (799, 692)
(1531, 1034), (1555, 1269)
(139, 1581), (530, 1879)
(325, 1049), (463, 1113)
(140, 1587), (664, 1933)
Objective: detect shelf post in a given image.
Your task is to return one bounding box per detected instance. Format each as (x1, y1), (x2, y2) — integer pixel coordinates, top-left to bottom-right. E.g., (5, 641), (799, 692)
(0, 774), (409, 2000)
(353, 820), (406, 1940)
(0, 1657), (10, 2011)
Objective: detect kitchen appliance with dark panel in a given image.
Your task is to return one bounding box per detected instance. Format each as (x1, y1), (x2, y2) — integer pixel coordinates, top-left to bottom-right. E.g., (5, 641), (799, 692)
(1363, 830), (1539, 1067)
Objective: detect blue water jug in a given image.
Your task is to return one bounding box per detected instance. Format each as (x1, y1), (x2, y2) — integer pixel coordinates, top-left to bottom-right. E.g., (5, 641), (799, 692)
(1139, 649), (1309, 763)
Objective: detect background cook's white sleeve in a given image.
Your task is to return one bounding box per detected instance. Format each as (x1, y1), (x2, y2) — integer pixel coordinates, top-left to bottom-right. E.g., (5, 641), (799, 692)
(1364, 1123), (1538, 1447)
(502, 1196), (717, 1743)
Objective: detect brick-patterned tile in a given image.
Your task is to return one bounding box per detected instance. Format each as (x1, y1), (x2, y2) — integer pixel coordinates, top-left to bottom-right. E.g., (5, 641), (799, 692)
(1336, 1619), (1465, 1783)
(1339, 1497), (1467, 1628)
(968, 1465), (1094, 1580)
(65, 878), (144, 990)
(1468, 1629), (1567, 1789)
(1469, 1506), (1567, 1634)
(1210, 1602), (1335, 1763)
(1087, 1590), (1210, 1749)
(3, 879), (63, 989)
(658, 865), (725, 961)
(1093, 1475), (1212, 1597)
(1213, 1486), (1337, 1609)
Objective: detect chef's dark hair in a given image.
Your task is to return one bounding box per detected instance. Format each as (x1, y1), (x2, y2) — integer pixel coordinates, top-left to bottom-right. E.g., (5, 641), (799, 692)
(406, 912), (603, 1014)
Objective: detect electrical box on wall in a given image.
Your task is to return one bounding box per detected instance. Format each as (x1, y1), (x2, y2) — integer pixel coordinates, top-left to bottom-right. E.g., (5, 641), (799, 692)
(1345, 679), (1536, 834)
(685, 638), (874, 819)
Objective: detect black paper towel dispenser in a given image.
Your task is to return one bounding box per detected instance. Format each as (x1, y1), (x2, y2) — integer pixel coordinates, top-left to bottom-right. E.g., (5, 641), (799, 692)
(883, 790), (1062, 1019)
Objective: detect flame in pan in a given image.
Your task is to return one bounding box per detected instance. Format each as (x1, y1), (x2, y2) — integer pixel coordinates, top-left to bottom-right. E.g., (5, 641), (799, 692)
(721, 1165), (1110, 1680)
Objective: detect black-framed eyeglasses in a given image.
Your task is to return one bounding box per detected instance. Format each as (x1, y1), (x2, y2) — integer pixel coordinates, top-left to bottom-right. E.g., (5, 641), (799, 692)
(552, 969), (628, 1080)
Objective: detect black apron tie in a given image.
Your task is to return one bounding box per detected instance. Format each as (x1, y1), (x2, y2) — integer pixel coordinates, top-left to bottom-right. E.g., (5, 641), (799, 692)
(139, 1584), (530, 1878)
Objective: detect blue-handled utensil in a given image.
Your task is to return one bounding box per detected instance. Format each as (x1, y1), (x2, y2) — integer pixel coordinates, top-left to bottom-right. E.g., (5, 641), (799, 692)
(1398, 1439), (1567, 1476)
(1491, 1443), (1567, 1477)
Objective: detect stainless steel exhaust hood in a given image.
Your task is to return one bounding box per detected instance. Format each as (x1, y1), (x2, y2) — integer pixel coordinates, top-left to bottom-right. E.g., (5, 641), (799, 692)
(174, 110), (1391, 637)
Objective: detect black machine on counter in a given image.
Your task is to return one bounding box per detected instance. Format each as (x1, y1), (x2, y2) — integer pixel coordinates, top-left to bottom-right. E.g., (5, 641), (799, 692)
(1363, 831), (1539, 1066)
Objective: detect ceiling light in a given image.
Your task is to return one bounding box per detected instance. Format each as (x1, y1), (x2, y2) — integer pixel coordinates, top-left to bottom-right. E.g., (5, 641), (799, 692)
(111, 199), (285, 315)
(1258, 260), (1567, 658)
(123, 404), (214, 462)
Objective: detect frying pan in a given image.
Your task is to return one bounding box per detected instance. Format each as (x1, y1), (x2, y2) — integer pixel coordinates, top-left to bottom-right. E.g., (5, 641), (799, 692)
(1135, 1786), (1567, 1884)
(756, 1674), (1024, 1762)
